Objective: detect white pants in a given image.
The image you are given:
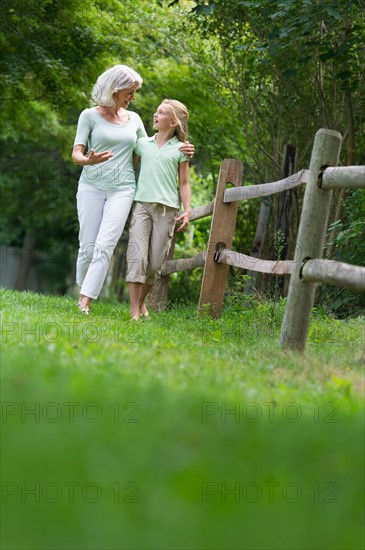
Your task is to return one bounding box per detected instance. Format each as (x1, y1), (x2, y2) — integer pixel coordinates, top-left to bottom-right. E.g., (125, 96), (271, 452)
(76, 182), (135, 299)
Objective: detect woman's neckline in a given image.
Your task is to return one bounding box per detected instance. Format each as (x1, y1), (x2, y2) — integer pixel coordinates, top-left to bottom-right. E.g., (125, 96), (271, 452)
(95, 107), (131, 126)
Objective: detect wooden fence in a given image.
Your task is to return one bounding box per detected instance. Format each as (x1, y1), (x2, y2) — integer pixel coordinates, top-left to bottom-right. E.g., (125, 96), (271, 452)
(159, 128), (365, 352)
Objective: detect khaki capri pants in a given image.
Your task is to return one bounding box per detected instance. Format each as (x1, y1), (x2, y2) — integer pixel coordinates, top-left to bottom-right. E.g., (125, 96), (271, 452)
(126, 201), (177, 285)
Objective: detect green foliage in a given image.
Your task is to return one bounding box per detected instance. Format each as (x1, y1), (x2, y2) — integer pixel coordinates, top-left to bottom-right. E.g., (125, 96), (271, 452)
(224, 273), (257, 310)
(184, 0), (365, 165)
(1, 0), (111, 108)
(0, 98), (79, 293)
(320, 189), (365, 316)
(273, 229), (286, 260)
(332, 190), (365, 264)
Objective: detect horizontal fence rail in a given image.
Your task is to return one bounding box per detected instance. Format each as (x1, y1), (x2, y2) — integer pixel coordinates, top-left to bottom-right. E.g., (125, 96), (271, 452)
(190, 200), (215, 221)
(320, 166), (365, 190)
(301, 259), (365, 292)
(217, 249), (294, 275)
(223, 169), (309, 203)
(161, 251), (206, 276)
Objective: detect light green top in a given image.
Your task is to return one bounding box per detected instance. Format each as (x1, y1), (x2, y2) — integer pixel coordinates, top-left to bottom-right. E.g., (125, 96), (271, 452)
(73, 107), (147, 190)
(134, 135), (188, 208)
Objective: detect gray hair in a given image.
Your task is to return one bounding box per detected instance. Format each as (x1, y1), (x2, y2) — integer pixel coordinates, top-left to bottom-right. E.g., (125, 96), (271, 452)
(91, 64), (143, 107)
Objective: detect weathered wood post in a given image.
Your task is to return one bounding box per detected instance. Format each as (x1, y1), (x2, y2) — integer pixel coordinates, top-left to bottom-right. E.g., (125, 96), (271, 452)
(198, 158), (243, 318)
(280, 129), (342, 352)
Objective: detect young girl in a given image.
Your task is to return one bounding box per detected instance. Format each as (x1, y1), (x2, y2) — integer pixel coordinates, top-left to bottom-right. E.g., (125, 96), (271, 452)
(126, 99), (191, 320)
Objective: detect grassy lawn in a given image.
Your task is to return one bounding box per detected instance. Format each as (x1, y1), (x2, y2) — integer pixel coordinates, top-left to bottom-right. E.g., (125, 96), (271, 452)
(1, 288), (364, 550)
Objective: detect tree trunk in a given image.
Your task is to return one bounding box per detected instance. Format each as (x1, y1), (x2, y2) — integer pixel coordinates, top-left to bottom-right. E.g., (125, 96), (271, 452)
(325, 8), (355, 259)
(245, 144), (296, 296)
(15, 231), (35, 290)
(325, 89), (355, 258)
(245, 196), (271, 294)
(274, 144), (296, 296)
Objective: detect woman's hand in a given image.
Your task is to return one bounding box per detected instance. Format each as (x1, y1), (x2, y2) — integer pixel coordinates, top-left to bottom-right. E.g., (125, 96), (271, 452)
(86, 148), (114, 165)
(175, 210), (191, 232)
(180, 141), (195, 159)
(72, 145), (113, 166)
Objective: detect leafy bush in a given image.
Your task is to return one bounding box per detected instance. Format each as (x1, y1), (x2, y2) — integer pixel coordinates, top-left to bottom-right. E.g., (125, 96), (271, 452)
(321, 189), (365, 317)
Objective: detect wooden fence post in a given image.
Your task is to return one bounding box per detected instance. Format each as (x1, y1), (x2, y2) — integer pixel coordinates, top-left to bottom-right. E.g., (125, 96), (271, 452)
(198, 158), (243, 318)
(280, 129), (342, 351)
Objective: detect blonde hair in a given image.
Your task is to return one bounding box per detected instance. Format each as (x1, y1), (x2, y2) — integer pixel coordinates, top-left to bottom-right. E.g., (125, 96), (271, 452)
(91, 64), (143, 107)
(162, 99), (189, 142)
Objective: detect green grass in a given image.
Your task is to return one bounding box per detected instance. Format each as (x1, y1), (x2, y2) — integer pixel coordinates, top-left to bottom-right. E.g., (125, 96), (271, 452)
(1, 288), (364, 550)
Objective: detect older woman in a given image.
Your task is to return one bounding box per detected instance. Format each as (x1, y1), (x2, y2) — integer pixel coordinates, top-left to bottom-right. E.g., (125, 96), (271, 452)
(72, 64), (193, 314)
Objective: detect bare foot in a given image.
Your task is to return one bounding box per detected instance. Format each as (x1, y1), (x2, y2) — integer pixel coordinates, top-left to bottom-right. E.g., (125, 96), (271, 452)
(78, 295), (91, 314)
(139, 303), (149, 318)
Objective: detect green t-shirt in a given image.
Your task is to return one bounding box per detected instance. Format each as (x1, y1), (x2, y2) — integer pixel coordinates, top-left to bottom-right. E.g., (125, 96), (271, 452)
(134, 135), (188, 208)
(73, 107), (147, 190)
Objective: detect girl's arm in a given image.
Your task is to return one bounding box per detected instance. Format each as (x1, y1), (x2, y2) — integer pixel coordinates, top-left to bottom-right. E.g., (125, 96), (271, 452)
(176, 161), (191, 232)
(71, 144), (113, 166)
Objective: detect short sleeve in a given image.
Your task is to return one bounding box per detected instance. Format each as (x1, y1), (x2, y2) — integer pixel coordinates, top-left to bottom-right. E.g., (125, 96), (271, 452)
(134, 138), (144, 156)
(135, 114), (147, 139)
(73, 109), (92, 147)
(179, 151), (189, 163)
(176, 139), (189, 163)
